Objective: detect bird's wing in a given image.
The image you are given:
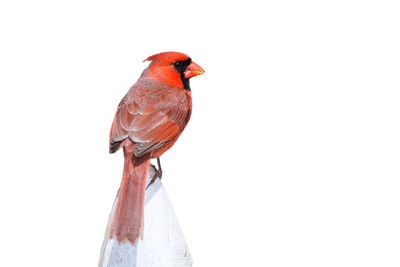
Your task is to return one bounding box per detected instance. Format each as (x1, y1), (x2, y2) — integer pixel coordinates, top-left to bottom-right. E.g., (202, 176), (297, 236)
(109, 83), (190, 156)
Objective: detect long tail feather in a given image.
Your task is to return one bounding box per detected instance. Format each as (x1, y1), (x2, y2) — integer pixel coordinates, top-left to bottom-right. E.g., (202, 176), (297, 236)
(109, 141), (151, 244)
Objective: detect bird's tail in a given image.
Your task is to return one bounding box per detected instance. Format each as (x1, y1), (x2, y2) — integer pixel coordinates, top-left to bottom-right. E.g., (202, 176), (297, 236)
(109, 142), (151, 244)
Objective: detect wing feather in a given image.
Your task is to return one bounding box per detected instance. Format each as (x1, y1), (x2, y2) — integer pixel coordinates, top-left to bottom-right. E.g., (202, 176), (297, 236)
(109, 81), (190, 155)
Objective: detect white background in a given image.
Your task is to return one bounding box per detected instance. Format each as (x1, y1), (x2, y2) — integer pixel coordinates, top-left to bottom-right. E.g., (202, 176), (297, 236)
(0, 0), (399, 266)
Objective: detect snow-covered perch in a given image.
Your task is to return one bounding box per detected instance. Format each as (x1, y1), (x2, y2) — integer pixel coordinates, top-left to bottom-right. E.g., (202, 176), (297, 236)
(98, 166), (193, 267)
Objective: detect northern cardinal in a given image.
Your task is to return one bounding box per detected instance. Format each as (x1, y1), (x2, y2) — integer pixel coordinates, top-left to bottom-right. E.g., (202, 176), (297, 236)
(108, 52), (204, 244)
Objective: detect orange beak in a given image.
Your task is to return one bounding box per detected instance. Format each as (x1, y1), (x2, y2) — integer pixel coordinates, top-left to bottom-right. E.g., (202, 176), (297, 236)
(184, 61), (205, 79)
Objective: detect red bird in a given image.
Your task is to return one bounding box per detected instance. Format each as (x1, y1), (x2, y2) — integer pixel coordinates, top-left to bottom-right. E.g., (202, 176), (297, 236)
(108, 52), (204, 244)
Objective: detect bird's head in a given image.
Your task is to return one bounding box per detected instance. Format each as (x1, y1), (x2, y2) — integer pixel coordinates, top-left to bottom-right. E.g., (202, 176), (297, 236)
(142, 52), (204, 91)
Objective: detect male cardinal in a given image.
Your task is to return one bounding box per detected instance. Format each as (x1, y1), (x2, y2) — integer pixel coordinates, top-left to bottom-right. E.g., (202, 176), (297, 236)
(108, 52), (204, 244)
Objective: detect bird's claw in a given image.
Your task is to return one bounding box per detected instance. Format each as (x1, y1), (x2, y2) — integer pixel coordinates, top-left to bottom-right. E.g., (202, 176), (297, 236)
(146, 161), (162, 190)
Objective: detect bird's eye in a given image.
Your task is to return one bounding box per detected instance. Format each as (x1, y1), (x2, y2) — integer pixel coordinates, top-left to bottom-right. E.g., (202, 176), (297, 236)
(174, 62), (181, 67)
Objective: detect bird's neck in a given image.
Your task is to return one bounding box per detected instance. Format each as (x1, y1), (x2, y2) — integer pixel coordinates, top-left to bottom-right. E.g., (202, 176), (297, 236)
(139, 68), (189, 91)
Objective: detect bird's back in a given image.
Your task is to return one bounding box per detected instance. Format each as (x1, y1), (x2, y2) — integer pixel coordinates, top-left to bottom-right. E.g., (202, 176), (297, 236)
(109, 78), (192, 157)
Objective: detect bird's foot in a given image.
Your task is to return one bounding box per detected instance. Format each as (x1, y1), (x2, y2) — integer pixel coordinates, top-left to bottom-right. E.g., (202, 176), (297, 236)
(146, 163), (163, 190)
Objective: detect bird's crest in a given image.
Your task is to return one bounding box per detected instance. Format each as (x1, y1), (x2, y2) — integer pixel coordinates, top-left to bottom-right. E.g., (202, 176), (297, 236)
(143, 52), (189, 63)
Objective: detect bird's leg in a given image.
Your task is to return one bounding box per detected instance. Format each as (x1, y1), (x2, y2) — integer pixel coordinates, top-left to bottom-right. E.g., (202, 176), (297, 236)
(146, 157), (163, 190)
(156, 157), (162, 179)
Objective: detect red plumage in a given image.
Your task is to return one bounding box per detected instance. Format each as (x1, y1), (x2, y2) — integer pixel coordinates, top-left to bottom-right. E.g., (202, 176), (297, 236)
(109, 52), (204, 244)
